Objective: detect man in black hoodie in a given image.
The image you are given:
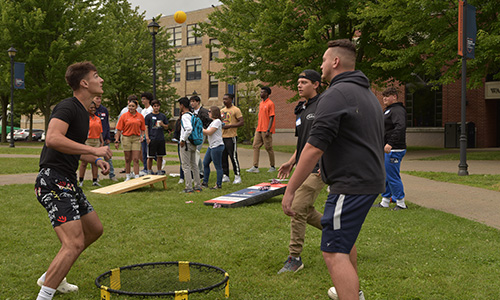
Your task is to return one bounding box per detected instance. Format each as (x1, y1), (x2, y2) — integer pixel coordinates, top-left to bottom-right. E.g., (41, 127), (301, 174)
(373, 87), (407, 210)
(282, 39), (385, 300)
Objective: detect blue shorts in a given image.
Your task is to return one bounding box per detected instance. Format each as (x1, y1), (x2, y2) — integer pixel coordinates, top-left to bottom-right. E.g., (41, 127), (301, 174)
(35, 168), (94, 228)
(320, 193), (377, 254)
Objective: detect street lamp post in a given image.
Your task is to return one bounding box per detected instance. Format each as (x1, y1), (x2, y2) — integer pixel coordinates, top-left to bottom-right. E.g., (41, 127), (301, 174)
(7, 46), (17, 148)
(148, 19), (160, 100)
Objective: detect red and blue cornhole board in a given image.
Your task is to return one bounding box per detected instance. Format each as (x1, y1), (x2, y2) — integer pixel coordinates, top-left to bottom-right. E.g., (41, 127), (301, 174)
(204, 182), (287, 208)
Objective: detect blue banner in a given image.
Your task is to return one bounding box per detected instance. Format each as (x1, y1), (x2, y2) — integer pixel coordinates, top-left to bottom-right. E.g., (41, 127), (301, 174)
(14, 62), (25, 89)
(466, 4), (477, 59)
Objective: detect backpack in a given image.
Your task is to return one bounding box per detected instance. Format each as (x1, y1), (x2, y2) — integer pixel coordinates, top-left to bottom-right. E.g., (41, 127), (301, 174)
(182, 112), (204, 146)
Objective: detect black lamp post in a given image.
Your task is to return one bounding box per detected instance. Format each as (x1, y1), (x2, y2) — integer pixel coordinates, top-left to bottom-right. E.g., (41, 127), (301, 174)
(7, 46), (17, 148)
(148, 18), (160, 100)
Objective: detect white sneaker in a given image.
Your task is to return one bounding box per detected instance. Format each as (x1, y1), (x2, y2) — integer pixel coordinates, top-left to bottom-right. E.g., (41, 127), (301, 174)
(327, 287), (365, 300)
(268, 166), (276, 172)
(233, 175), (242, 184)
(134, 174), (140, 179)
(92, 181), (101, 187)
(37, 277), (79, 294)
(178, 178), (184, 184)
(78, 181), (83, 187)
(124, 174), (131, 182)
(246, 166), (259, 173)
(222, 175), (230, 183)
(139, 170), (147, 176)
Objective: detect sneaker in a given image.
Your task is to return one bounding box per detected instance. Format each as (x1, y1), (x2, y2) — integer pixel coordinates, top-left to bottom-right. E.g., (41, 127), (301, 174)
(392, 205), (407, 211)
(110, 176), (118, 182)
(246, 166), (259, 173)
(147, 170), (154, 175)
(268, 166), (277, 172)
(178, 178), (184, 184)
(139, 170), (147, 176)
(78, 181), (83, 187)
(134, 174), (140, 179)
(92, 181), (101, 187)
(37, 277), (79, 294)
(124, 174), (131, 182)
(372, 203), (389, 208)
(157, 170), (166, 175)
(201, 182), (209, 188)
(233, 175), (242, 184)
(222, 174), (230, 183)
(194, 188), (203, 192)
(277, 256), (304, 274)
(182, 188), (194, 193)
(210, 185), (222, 190)
(327, 287), (365, 300)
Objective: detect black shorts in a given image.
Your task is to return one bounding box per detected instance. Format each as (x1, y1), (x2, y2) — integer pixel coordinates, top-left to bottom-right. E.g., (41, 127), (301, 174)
(320, 193), (377, 254)
(147, 140), (166, 158)
(35, 168), (94, 228)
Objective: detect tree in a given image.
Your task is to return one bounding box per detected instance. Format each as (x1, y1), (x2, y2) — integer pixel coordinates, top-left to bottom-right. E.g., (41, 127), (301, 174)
(200, 0), (500, 91)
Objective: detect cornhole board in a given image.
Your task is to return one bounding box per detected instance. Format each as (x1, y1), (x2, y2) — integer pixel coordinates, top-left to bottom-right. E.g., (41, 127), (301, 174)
(204, 182), (287, 208)
(91, 175), (167, 195)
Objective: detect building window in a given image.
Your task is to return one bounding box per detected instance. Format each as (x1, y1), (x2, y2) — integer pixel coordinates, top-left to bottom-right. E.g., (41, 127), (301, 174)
(186, 58), (202, 80)
(209, 76), (218, 98)
(405, 83), (442, 127)
(210, 39), (219, 61)
(187, 24), (202, 45)
(174, 60), (181, 82)
(167, 26), (182, 47)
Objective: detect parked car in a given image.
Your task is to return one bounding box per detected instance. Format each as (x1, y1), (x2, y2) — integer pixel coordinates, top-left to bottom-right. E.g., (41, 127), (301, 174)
(7, 129), (44, 141)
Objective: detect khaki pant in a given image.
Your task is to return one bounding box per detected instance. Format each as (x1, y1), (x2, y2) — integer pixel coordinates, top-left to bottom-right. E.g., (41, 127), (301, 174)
(252, 131), (275, 167)
(289, 173), (325, 257)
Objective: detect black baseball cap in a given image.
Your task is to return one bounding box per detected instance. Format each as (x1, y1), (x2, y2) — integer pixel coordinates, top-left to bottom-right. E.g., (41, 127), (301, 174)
(298, 69), (321, 83)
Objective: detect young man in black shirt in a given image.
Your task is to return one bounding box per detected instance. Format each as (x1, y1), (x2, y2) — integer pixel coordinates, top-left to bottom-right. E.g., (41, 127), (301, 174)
(277, 70), (325, 274)
(35, 62), (112, 300)
(282, 40), (385, 300)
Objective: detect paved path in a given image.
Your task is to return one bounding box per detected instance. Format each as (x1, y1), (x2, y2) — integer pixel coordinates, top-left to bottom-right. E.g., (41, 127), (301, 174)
(1, 146), (499, 230)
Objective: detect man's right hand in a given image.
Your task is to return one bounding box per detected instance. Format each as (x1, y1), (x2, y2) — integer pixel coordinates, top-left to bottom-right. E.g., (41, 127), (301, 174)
(95, 146), (113, 160)
(278, 162), (293, 179)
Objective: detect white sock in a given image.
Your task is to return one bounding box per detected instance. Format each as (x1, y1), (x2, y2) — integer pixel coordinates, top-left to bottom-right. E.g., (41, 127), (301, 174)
(37, 285), (56, 300)
(396, 198), (407, 208)
(380, 197), (390, 207)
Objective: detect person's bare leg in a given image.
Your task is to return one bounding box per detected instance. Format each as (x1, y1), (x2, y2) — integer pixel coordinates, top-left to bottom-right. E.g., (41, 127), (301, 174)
(156, 157), (163, 172)
(323, 247), (359, 300)
(124, 151), (132, 173)
(132, 150), (141, 175)
(78, 162), (87, 181)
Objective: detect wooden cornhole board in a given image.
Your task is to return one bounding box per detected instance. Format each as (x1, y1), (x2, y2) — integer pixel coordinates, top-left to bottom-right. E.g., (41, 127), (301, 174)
(91, 175), (167, 195)
(204, 182), (287, 208)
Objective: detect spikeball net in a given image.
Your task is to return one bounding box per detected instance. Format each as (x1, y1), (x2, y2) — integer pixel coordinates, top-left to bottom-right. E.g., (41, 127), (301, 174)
(95, 261), (229, 299)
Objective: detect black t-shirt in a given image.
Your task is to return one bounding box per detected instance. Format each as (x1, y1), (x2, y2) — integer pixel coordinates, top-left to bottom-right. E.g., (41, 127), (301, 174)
(39, 97), (89, 182)
(145, 113), (169, 141)
(294, 94), (320, 173)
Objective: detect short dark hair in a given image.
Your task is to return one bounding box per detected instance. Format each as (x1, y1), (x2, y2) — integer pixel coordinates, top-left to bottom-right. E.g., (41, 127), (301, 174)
(127, 94), (138, 101)
(224, 93), (235, 100)
(382, 87), (398, 98)
(190, 95), (201, 102)
(65, 61), (97, 91)
(327, 39), (356, 56)
(151, 99), (161, 106)
(141, 92), (153, 101)
(178, 97), (190, 109)
(128, 100), (138, 107)
(261, 86), (272, 95)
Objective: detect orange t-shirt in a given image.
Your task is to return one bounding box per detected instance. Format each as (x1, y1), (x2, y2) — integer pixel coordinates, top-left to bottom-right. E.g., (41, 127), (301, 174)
(116, 111), (145, 137)
(88, 115), (102, 139)
(256, 98), (275, 133)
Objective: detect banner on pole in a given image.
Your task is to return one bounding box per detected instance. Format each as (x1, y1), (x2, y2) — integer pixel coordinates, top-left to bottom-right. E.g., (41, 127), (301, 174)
(14, 62), (25, 89)
(458, 1), (477, 59)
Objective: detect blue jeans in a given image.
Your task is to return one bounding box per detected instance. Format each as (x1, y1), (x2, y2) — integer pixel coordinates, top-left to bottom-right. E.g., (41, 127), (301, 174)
(141, 139), (148, 170)
(203, 144), (225, 186)
(381, 150), (406, 200)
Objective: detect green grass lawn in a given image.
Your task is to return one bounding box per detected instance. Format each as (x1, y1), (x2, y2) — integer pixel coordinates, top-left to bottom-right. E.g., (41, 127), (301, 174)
(1, 171), (500, 299)
(403, 171), (500, 192)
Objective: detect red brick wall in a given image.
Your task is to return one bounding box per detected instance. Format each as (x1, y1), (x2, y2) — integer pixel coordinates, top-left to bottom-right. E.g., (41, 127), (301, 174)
(269, 86), (298, 129)
(443, 80), (499, 147)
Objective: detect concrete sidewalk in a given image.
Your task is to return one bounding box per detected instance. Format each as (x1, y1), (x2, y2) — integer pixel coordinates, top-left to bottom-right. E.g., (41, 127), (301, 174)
(1, 147), (499, 230)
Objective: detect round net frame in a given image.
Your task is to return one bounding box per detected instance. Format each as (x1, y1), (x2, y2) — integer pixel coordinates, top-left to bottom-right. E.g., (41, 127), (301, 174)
(95, 261), (229, 299)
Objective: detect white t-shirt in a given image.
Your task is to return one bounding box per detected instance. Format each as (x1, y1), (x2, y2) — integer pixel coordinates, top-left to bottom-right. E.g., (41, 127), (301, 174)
(207, 119), (224, 148)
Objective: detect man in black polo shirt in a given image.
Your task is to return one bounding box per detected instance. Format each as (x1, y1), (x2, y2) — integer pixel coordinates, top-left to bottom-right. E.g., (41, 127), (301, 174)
(277, 70), (325, 274)
(282, 40), (385, 300)
(35, 62), (112, 300)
